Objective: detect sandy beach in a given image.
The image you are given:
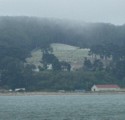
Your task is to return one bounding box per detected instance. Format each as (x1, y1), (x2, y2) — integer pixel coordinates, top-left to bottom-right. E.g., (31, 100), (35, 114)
(0, 91), (125, 96)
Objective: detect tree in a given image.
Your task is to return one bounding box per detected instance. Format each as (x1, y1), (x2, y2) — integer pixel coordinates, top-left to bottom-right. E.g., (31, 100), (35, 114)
(60, 61), (71, 71)
(42, 52), (61, 71)
(83, 58), (92, 71)
(1, 57), (24, 89)
(93, 59), (103, 71)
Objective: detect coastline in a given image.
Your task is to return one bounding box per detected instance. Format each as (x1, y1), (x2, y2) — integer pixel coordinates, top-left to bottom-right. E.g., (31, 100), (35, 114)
(0, 91), (125, 96)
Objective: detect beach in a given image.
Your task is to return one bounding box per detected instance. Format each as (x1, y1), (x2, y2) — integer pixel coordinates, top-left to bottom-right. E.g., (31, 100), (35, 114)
(0, 91), (125, 96)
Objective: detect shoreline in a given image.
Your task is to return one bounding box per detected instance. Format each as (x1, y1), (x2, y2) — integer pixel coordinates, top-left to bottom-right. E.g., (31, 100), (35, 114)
(0, 91), (125, 96)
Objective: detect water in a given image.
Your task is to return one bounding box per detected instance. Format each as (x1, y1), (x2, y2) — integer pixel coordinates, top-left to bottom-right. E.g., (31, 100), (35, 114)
(0, 94), (125, 120)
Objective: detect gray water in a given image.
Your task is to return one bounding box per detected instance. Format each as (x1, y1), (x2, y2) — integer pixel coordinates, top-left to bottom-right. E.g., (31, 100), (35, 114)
(0, 94), (125, 120)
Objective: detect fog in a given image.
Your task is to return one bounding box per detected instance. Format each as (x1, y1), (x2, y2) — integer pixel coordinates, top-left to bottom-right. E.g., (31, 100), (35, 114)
(0, 0), (125, 25)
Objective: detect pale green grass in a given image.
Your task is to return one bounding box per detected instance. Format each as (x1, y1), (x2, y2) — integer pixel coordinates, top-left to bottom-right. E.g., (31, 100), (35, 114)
(26, 49), (42, 67)
(51, 43), (90, 63)
(26, 43), (90, 68)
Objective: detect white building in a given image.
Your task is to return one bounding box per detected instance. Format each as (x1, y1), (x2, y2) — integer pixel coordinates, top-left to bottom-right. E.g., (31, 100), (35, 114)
(15, 88), (26, 92)
(91, 84), (120, 92)
(32, 68), (40, 72)
(47, 64), (53, 70)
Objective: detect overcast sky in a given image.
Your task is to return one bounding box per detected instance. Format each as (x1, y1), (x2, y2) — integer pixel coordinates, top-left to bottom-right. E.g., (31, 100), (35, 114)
(0, 0), (125, 25)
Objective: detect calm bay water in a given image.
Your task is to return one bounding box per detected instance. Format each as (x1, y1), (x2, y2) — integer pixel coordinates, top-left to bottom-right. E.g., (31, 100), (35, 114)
(0, 94), (125, 120)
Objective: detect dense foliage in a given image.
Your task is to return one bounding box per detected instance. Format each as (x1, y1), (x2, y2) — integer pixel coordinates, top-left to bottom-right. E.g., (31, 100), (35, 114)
(0, 16), (125, 91)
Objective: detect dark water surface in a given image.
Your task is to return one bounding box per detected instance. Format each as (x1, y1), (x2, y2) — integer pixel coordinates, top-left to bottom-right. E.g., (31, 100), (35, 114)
(0, 94), (125, 120)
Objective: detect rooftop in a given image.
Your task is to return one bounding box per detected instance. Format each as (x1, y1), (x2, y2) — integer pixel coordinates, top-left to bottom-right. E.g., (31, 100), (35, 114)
(95, 84), (120, 88)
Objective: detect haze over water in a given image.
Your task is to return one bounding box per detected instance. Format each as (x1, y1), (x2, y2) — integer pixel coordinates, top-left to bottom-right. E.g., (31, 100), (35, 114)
(0, 94), (125, 120)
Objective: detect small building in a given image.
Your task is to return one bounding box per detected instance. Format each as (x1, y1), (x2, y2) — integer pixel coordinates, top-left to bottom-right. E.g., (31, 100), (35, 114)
(32, 68), (40, 72)
(15, 88), (26, 92)
(58, 90), (65, 93)
(71, 63), (82, 71)
(8, 89), (13, 92)
(47, 64), (53, 70)
(91, 84), (120, 92)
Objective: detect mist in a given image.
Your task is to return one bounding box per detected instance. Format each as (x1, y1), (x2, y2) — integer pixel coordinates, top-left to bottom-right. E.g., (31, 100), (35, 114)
(0, 0), (125, 25)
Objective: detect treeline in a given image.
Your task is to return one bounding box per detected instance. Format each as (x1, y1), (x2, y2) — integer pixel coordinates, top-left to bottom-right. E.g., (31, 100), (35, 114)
(0, 16), (125, 91)
(84, 42), (125, 88)
(1, 43), (124, 91)
(0, 16), (125, 49)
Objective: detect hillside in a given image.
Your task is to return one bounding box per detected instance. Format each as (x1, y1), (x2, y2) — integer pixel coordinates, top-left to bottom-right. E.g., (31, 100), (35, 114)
(0, 16), (125, 51)
(52, 43), (90, 70)
(26, 43), (90, 70)
(0, 16), (125, 90)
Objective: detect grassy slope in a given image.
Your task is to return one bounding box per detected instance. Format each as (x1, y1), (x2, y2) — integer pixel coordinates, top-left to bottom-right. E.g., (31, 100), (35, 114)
(26, 49), (42, 67)
(26, 43), (90, 69)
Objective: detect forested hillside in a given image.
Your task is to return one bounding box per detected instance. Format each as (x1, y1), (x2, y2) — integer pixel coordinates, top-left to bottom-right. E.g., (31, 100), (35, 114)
(0, 16), (125, 91)
(0, 16), (125, 49)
